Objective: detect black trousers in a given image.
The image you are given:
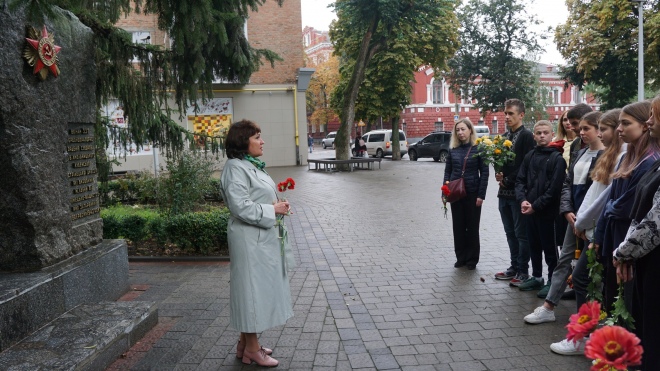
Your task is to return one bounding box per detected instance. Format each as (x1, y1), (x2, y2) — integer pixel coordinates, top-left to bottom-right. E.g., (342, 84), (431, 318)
(526, 213), (559, 281)
(450, 193), (482, 266)
(633, 246), (660, 371)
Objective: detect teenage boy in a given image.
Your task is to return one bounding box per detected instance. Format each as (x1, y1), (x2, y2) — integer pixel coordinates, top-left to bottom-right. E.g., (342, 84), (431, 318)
(494, 99), (535, 285)
(566, 103), (593, 163)
(515, 121), (567, 294)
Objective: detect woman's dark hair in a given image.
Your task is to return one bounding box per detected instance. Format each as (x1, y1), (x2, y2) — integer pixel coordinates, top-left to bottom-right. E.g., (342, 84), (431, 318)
(226, 120), (261, 159)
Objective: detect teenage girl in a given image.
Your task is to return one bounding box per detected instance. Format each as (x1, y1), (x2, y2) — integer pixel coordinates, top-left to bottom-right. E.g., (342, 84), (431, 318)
(592, 101), (660, 312)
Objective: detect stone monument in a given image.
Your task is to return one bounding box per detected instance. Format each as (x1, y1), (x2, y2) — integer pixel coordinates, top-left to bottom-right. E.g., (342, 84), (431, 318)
(0, 4), (146, 361)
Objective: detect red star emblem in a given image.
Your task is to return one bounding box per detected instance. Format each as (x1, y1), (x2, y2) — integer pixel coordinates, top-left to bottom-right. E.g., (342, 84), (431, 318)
(25, 26), (62, 79)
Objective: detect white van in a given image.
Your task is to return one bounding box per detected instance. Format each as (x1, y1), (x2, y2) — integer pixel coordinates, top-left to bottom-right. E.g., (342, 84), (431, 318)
(362, 129), (408, 158)
(474, 126), (490, 138)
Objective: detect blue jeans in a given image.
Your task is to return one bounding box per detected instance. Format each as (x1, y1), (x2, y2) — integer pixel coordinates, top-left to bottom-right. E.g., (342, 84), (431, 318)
(498, 197), (530, 275)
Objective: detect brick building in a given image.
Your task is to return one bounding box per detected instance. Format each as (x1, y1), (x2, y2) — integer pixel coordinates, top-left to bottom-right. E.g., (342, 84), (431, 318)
(399, 63), (599, 143)
(303, 26), (333, 65)
(111, 1), (311, 172)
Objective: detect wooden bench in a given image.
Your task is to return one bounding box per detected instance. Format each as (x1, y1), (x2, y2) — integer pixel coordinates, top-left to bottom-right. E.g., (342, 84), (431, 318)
(308, 157), (382, 172)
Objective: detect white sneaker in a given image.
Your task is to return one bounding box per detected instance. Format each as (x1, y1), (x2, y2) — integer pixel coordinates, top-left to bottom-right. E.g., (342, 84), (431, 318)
(524, 306), (556, 324)
(550, 338), (585, 356)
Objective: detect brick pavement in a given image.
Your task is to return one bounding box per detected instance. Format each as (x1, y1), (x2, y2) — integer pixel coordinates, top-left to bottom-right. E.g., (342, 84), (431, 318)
(114, 149), (591, 370)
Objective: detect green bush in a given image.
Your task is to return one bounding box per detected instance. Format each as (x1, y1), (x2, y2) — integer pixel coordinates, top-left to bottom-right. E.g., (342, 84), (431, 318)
(100, 205), (229, 255)
(158, 151), (216, 215)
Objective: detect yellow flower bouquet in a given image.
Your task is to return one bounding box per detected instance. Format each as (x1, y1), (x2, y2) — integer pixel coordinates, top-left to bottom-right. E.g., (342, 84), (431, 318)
(474, 135), (515, 173)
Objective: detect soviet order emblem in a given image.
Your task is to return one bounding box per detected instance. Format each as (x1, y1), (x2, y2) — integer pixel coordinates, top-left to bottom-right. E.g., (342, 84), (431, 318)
(23, 25), (62, 80)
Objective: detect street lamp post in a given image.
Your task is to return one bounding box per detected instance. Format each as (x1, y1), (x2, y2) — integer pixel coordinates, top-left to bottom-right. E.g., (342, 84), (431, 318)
(632, 0), (646, 101)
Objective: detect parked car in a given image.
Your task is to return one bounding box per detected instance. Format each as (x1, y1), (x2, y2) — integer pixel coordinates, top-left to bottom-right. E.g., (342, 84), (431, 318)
(321, 132), (337, 149)
(408, 131), (452, 162)
(474, 125), (490, 138)
(362, 129), (408, 158)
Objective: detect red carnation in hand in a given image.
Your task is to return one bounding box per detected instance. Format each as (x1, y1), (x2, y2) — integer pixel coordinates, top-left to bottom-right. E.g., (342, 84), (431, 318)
(585, 325), (642, 371)
(566, 301), (601, 342)
(285, 177), (295, 190)
(441, 184), (450, 196)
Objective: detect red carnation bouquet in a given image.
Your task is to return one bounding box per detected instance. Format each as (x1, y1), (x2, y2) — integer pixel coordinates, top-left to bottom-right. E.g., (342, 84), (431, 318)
(275, 178), (295, 260)
(441, 183), (450, 219)
(277, 177), (295, 193)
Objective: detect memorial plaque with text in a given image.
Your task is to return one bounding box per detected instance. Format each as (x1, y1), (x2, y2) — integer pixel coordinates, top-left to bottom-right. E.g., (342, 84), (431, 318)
(67, 122), (99, 225)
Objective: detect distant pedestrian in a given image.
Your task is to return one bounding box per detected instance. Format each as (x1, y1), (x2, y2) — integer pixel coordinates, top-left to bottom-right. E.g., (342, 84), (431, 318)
(493, 99), (535, 285)
(443, 118), (488, 270)
(308, 134), (313, 153)
(219, 119), (293, 367)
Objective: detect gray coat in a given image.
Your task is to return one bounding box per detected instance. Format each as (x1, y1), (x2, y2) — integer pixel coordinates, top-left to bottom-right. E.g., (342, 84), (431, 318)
(219, 158), (294, 333)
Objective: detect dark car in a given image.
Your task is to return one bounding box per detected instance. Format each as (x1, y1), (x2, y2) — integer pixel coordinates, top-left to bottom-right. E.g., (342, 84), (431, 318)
(408, 131), (452, 162)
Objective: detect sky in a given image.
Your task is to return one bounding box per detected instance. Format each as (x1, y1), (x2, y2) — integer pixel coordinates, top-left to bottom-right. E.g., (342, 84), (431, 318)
(301, 0), (569, 66)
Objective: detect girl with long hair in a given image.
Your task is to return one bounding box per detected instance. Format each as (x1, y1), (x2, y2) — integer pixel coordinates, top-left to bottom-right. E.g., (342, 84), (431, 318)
(593, 101), (660, 313)
(613, 95), (660, 370)
(555, 110), (577, 167)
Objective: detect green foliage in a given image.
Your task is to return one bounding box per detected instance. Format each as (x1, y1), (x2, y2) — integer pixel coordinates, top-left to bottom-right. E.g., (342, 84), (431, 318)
(586, 247), (604, 302)
(9, 0), (280, 165)
(603, 283), (635, 330)
(158, 151), (216, 215)
(329, 0), (460, 161)
(100, 205), (229, 254)
(445, 0), (547, 117)
(555, 0), (660, 108)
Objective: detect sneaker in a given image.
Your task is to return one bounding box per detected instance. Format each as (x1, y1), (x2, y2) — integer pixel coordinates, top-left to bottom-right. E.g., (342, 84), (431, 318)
(550, 338), (585, 356)
(519, 277), (544, 291)
(537, 281), (552, 298)
(524, 306), (556, 324)
(509, 273), (530, 287)
(495, 267), (516, 280)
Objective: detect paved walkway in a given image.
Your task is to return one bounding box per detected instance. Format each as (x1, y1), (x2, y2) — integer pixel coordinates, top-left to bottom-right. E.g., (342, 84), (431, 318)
(110, 149), (591, 370)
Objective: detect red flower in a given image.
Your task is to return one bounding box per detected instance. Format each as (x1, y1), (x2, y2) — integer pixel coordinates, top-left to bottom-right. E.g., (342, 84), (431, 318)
(285, 177), (295, 190)
(277, 178), (296, 192)
(566, 301), (601, 342)
(585, 325), (643, 371)
(441, 185), (450, 196)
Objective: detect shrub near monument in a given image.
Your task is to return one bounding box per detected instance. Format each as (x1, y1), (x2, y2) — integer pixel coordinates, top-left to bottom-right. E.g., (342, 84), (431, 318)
(100, 152), (229, 256)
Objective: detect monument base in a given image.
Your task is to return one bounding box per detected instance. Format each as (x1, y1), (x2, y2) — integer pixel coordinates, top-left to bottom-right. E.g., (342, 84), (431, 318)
(0, 240), (130, 351)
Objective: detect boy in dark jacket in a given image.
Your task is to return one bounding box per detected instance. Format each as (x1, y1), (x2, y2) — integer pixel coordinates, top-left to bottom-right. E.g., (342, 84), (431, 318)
(515, 121), (567, 293)
(494, 99), (535, 285)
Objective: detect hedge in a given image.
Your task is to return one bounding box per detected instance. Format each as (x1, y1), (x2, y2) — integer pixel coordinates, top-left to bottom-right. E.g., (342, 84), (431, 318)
(101, 206), (229, 255)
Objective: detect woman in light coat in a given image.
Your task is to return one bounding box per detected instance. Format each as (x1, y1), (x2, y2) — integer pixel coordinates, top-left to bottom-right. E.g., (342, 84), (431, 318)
(219, 120), (293, 367)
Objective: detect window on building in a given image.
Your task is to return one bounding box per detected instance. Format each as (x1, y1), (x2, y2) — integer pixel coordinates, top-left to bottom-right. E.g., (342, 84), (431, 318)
(554, 90), (560, 104)
(131, 31), (151, 62)
(573, 89), (582, 103)
(434, 121), (443, 132)
(432, 80), (443, 104)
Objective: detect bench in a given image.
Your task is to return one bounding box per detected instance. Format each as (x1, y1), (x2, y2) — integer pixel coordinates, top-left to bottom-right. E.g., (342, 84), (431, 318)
(308, 157), (382, 172)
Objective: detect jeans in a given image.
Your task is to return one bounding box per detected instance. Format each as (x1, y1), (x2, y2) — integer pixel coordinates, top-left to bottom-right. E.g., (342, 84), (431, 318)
(545, 224), (581, 306)
(527, 213), (559, 280)
(571, 244), (591, 310)
(498, 197), (530, 275)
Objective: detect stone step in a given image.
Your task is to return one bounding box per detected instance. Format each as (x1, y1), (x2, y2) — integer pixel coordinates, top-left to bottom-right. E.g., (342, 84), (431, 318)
(0, 301), (157, 370)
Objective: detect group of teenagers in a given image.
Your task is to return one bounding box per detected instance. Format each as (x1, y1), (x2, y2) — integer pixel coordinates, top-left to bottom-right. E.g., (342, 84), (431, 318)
(444, 98), (660, 370)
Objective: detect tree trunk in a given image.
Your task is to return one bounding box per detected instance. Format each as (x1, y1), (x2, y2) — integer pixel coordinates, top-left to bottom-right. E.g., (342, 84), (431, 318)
(335, 17), (380, 163)
(391, 116), (401, 161)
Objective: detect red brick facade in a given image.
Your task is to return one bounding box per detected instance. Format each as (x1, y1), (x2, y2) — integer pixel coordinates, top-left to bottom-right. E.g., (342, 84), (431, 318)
(248, 0), (304, 84)
(401, 64), (600, 141)
(116, 1), (303, 85)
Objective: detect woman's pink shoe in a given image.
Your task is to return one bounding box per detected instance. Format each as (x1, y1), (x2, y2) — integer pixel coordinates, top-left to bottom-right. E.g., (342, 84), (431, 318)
(242, 348), (279, 367)
(236, 340), (272, 358)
